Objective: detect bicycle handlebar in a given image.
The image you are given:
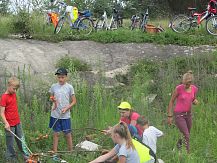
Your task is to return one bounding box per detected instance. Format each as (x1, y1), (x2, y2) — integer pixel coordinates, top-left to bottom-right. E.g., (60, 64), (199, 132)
(58, 1), (67, 7)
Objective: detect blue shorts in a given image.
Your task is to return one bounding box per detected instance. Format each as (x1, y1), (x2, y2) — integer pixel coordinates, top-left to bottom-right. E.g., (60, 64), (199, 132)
(49, 117), (72, 134)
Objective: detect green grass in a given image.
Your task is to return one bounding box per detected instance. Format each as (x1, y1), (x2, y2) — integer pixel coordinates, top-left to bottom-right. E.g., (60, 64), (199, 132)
(56, 55), (91, 72)
(1, 14), (217, 45)
(0, 51), (217, 162)
(0, 15), (13, 37)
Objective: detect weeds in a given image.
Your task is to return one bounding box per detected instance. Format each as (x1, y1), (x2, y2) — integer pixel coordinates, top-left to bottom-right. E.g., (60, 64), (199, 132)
(55, 55), (91, 72)
(0, 44), (217, 162)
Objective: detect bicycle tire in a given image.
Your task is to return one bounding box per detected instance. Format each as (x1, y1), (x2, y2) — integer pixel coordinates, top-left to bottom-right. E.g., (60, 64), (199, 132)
(206, 15), (217, 36)
(110, 20), (118, 30)
(141, 20), (148, 32)
(95, 19), (106, 31)
(54, 17), (65, 34)
(171, 14), (191, 33)
(77, 17), (94, 35)
(130, 17), (138, 30)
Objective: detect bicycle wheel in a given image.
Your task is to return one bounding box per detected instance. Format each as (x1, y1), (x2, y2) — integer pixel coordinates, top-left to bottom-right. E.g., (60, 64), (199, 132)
(141, 19), (148, 32)
(206, 15), (217, 36)
(110, 20), (118, 30)
(95, 19), (106, 31)
(54, 17), (65, 34)
(130, 17), (139, 30)
(171, 14), (191, 33)
(77, 17), (94, 35)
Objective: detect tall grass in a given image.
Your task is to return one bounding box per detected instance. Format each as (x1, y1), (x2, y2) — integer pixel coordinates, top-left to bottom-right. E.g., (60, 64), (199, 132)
(0, 15), (13, 37)
(0, 51), (217, 162)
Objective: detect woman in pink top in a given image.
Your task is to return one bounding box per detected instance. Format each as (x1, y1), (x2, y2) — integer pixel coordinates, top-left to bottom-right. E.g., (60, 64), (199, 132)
(167, 71), (199, 153)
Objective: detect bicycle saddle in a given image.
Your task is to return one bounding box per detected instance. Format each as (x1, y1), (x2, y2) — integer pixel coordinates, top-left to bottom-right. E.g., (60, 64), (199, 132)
(188, 7), (197, 10)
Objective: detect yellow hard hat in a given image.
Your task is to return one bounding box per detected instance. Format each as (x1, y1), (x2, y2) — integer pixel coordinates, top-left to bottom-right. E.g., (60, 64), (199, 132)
(118, 102), (132, 110)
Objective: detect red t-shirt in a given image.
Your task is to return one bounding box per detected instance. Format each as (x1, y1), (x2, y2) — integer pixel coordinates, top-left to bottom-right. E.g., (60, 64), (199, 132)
(120, 111), (143, 136)
(0, 93), (20, 126)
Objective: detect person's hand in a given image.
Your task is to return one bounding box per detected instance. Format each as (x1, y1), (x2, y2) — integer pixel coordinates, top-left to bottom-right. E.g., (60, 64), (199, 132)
(193, 99), (199, 105)
(102, 126), (112, 135)
(167, 116), (173, 125)
(5, 122), (10, 131)
(62, 107), (68, 114)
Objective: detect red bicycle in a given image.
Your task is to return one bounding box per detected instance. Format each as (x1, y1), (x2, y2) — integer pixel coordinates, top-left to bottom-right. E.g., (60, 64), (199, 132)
(170, 0), (217, 35)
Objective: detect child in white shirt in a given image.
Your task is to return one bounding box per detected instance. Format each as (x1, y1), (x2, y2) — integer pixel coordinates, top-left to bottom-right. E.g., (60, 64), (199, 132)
(137, 116), (163, 163)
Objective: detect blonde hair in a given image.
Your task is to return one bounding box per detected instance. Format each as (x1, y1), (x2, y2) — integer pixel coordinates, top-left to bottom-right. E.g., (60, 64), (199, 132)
(182, 70), (194, 82)
(8, 77), (20, 88)
(113, 122), (135, 149)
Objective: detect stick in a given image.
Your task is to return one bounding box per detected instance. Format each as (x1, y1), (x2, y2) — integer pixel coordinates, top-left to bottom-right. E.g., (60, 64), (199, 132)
(47, 113), (63, 135)
(34, 113), (66, 142)
(0, 121), (33, 154)
(74, 127), (105, 133)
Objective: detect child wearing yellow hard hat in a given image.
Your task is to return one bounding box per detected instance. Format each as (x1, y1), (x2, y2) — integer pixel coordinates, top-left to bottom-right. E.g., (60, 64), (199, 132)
(118, 102), (143, 139)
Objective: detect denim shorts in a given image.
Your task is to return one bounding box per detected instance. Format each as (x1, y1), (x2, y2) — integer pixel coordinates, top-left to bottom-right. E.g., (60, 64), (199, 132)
(49, 117), (72, 134)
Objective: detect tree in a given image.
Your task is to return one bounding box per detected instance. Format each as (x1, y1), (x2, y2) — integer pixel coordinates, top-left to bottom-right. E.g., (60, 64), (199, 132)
(167, 0), (208, 14)
(0, 0), (10, 15)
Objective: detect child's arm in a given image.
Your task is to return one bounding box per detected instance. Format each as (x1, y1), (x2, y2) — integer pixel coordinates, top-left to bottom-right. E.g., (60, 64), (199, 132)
(62, 95), (76, 113)
(0, 106), (10, 130)
(89, 148), (116, 163)
(154, 127), (164, 137)
(50, 94), (58, 110)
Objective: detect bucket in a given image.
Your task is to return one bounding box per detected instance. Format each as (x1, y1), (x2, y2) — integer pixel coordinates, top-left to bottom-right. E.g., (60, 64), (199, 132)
(145, 24), (158, 33)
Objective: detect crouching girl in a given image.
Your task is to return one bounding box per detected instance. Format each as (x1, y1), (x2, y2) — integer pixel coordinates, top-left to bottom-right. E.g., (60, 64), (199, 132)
(89, 122), (140, 163)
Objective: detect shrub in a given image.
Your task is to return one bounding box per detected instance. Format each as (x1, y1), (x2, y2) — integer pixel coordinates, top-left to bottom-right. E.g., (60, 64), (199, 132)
(12, 11), (32, 34)
(55, 55), (91, 72)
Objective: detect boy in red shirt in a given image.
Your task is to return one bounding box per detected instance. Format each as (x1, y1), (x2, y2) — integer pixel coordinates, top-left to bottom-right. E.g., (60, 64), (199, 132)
(0, 77), (29, 162)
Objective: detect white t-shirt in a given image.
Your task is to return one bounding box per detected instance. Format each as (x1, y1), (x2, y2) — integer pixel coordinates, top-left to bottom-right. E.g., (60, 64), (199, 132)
(49, 83), (75, 119)
(142, 126), (163, 154)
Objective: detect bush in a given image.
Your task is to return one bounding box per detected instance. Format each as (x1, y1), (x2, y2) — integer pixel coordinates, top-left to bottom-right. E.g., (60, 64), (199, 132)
(12, 11), (32, 34)
(55, 55), (91, 72)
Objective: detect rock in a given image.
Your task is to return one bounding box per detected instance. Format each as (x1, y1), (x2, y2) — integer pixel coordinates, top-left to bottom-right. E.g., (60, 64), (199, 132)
(75, 140), (100, 151)
(105, 65), (130, 78)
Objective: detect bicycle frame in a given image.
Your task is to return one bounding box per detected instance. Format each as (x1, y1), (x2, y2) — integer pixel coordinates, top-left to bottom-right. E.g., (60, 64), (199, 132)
(140, 7), (149, 29)
(98, 10), (116, 30)
(189, 4), (216, 25)
(191, 10), (209, 25)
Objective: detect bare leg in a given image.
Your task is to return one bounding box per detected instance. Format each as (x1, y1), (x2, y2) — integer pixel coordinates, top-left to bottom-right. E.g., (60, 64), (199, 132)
(65, 133), (73, 151)
(53, 132), (60, 152)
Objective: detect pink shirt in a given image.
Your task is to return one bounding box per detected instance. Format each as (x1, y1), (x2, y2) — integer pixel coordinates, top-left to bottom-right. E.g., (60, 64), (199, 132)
(120, 112), (143, 136)
(174, 84), (198, 113)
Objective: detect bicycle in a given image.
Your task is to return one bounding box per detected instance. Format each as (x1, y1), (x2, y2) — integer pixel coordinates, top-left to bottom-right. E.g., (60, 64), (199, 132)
(95, 8), (122, 31)
(54, 2), (94, 35)
(130, 6), (149, 32)
(170, 0), (217, 34)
